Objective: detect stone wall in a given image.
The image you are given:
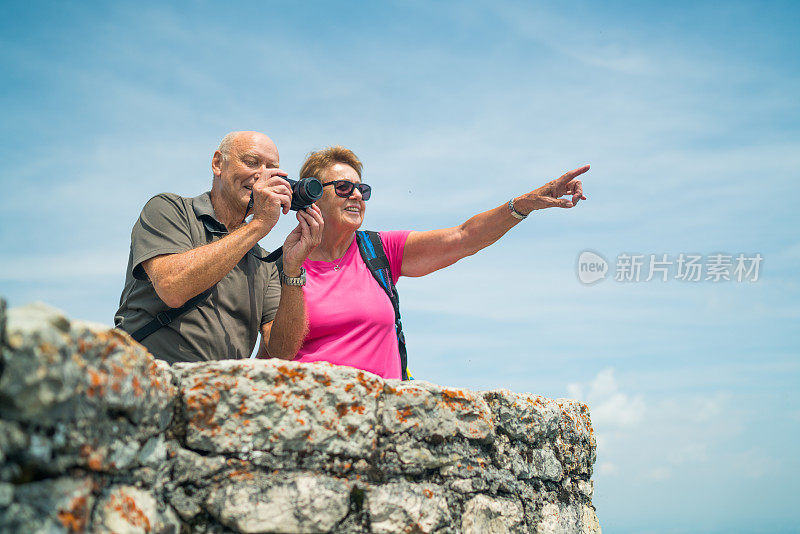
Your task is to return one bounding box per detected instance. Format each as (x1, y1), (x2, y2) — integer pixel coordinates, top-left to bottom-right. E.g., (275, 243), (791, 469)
(0, 300), (600, 533)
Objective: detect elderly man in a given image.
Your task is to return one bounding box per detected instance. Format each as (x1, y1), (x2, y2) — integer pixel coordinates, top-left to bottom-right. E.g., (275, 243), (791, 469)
(115, 131), (323, 364)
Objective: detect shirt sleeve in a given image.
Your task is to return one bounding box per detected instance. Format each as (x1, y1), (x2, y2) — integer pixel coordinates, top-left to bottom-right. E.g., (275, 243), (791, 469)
(379, 230), (412, 285)
(261, 261), (281, 324)
(130, 194), (194, 280)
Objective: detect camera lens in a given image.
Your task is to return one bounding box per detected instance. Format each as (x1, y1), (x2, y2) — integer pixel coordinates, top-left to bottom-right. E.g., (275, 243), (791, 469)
(288, 177), (323, 210)
(304, 178), (323, 199)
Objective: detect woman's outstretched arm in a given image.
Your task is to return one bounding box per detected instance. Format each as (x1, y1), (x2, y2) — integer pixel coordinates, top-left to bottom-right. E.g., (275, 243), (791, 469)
(401, 164), (589, 277)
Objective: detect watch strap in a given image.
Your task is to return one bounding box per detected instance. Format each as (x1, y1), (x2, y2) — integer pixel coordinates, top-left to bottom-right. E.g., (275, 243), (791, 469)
(280, 267), (306, 286)
(508, 198), (528, 220)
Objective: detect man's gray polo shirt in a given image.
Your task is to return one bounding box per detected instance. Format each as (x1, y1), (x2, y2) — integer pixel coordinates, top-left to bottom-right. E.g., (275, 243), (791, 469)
(115, 191), (281, 364)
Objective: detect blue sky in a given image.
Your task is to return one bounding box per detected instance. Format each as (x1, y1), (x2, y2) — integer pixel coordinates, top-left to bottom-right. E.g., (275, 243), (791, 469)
(1, 1), (798, 532)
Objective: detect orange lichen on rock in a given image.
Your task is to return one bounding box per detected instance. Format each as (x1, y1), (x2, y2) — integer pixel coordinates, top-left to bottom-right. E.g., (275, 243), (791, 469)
(396, 406), (413, 423)
(108, 492), (151, 531)
(234, 398), (249, 418)
(79, 444), (105, 471)
(131, 375), (143, 397)
(88, 453), (103, 471)
(274, 365), (307, 386)
(86, 368), (107, 398)
(354, 370), (383, 395)
(440, 388), (469, 408)
(57, 495), (88, 533)
(99, 340), (119, 359)
(228, 470), (255, 481)
(335, 402), (366, 417)
(184, 383), (222, 432)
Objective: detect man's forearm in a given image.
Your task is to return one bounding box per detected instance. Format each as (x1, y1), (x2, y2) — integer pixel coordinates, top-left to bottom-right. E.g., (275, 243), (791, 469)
(144, 220), (270, 308)
(265, 285), (308, 359)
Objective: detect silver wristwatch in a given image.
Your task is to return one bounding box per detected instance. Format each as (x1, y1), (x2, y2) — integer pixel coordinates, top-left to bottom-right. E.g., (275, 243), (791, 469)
(508, 198), (528, 220)
(280, 267), (307, 286)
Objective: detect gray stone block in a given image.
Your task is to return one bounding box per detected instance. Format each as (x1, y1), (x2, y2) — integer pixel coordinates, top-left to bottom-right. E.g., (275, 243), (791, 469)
(0, 301), (601, 533)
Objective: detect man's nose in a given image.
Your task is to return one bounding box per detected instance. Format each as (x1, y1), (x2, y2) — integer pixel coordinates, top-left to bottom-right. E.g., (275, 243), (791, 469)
(253, 164), (270, 181)
(350, 186), (362, 200)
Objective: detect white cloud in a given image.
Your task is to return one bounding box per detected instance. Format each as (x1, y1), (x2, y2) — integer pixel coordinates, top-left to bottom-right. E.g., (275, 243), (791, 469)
(729, 448), (772, 479)
(596, 462), (618, 476)
(647, 467), (673, 481)
(565, 369), (757, 486)
(667, 443), (708, 466)
(567, 368), (646, 429)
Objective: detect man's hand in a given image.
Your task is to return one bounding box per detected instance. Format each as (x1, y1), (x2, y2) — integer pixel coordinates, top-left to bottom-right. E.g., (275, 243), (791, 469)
(516, 164), (590, 213)
(281, 204), (324, 275)
(251, 170), (293, 232)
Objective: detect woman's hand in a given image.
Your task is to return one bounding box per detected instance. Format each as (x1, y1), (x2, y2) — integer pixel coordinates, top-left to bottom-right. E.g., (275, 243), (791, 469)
(281, 204), (324, 275)
(515, 164), (590, 213)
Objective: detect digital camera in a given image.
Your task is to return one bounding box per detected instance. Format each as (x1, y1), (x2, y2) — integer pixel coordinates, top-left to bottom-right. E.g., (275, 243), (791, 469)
(247, 176), (323, 214)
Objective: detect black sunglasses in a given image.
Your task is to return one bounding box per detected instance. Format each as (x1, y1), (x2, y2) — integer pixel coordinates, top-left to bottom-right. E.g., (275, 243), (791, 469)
(322, 180), (372, 201)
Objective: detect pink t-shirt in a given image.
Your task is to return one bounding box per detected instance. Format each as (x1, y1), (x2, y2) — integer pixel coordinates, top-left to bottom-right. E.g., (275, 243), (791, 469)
(294, 231), (411, 379)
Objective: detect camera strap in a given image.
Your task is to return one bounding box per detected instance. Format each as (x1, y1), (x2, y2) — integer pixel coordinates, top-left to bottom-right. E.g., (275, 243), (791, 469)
(262, 247), (283, 263)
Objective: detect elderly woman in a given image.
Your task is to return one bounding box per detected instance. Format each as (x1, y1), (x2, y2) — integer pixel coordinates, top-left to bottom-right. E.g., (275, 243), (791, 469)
(278, 146), (588, 380)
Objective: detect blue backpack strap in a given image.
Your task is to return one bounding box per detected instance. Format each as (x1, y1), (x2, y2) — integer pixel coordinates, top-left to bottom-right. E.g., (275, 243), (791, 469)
(356, 230), (410, 380)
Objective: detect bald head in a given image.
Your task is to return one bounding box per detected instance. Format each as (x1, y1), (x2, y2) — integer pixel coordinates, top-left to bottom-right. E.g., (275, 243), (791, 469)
(217, 131), (277, 162)
(210, 130), (282, 218)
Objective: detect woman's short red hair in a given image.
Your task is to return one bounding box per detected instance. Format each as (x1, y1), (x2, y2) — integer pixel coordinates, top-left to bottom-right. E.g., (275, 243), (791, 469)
(299, 146), (363, 181)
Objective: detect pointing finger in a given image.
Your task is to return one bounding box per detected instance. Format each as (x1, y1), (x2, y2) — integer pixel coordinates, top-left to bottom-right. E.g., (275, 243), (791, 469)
(556, 164), (590, 187)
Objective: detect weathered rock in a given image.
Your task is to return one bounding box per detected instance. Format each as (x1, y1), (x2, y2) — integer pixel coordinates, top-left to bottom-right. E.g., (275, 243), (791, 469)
(368, 481), (452, 534)
(175, 358), (383, 458)
(0, 482), (12, 507)
(534, 502), (602, 534)
(492, 433), (563, 482)
(0, 303), (177, 478)
(92, 484), (181, 533)
(0, 476), (95, 533)
(205, 472), (351, 533)
(461, 494), (525, 534)
(0, 300), (600, 533)
(553, 399), (597, 478)
(378, 381), (494, 476)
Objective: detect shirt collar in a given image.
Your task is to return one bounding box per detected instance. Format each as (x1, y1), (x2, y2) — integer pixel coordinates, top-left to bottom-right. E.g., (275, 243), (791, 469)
(191, 191), (265, 258)
(191, 191), (227, 235)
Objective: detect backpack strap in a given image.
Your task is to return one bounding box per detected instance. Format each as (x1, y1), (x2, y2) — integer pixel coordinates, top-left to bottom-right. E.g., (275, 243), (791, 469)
(356, 230), (410, 380)
(130, 287), (214, 343)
